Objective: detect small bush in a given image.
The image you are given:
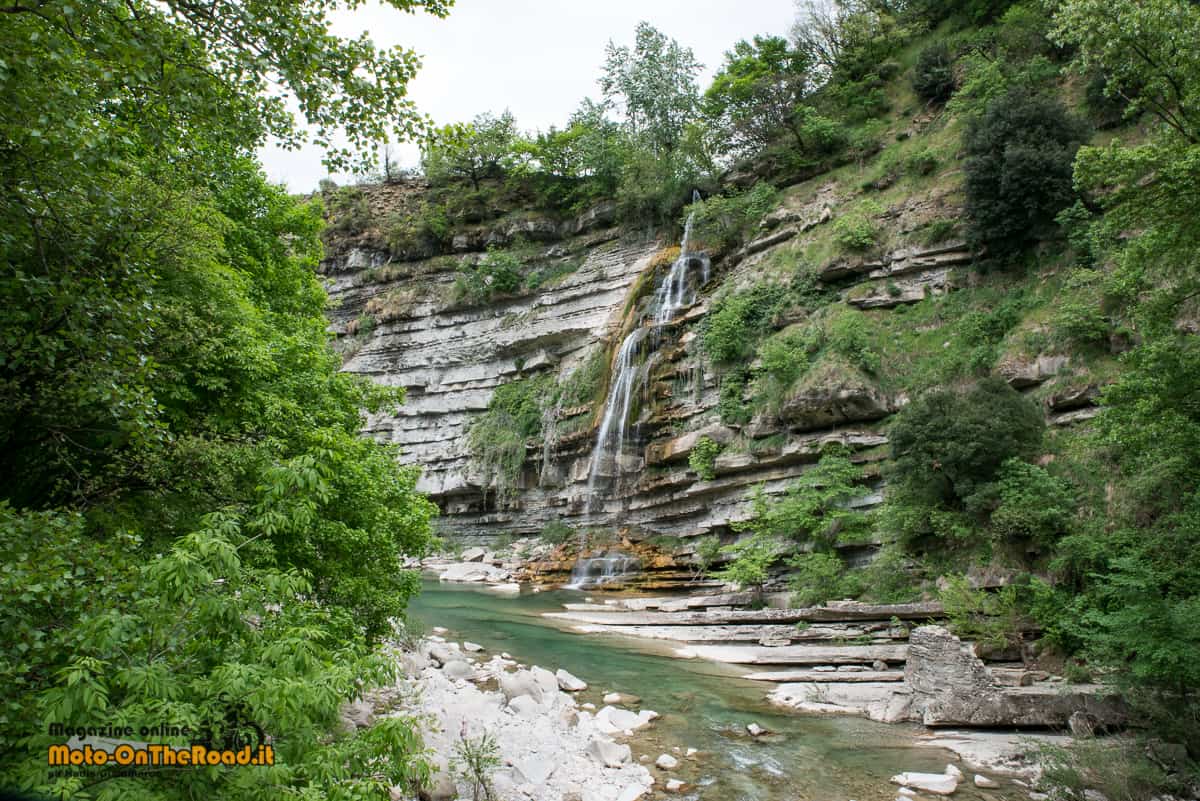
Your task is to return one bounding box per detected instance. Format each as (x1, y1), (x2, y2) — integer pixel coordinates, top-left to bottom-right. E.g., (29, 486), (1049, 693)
(938, 574), (1026, 651)
(788, 552), (861, 607)
(451, 728), (501, 801)
(990, 458), (1075, 548)
(828, 311), (881, 374)
(832, 213), (877, 252)
(913, 42), (957, 104)
(324, 185), (373, 236)
(540, 519), (575, 546)
(904, 147), (939, 176)
(718, 370), (751, 425)
(687, 183), (779, 253)
(715, 534), (777, 596)
(558, 349), (606, 408)
(703, 282), (791, 364)
(688, 436), (723, 481)
(454, 247), (524, 305)
(693, 535), (723, 576)
(753, 325), (822, 412)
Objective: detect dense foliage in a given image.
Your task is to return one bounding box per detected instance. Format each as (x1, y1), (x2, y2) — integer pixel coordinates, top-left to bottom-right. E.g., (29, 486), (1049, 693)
(0, 1), (445, 798)
(963, 91), (1088, 258)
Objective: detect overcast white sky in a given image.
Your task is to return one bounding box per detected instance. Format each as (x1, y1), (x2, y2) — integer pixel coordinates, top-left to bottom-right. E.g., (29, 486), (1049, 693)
(258, 0), (796, 192)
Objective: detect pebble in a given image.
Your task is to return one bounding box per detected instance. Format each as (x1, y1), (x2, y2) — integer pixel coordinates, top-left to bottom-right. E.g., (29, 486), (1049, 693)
(975, 775), (1000, 789)
(746, 723), (768, 737)
(463, 641), (483, 652)
(655, 754), (679, 770)
(666, 779), (686, 793)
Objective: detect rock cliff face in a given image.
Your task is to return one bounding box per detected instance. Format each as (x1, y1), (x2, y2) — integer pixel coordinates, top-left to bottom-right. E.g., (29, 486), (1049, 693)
(321, 180), (1099, 547)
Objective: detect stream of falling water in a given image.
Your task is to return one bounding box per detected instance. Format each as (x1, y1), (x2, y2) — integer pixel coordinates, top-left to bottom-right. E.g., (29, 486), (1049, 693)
(584, 192), (710, 513)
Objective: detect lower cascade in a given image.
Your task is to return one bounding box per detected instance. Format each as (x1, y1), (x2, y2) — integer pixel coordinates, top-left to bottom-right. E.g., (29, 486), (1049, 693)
(564, 550), (642, 590)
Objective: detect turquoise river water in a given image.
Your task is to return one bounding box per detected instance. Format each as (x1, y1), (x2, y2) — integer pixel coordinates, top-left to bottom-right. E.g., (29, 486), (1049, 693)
(409, 580), (1021, 801)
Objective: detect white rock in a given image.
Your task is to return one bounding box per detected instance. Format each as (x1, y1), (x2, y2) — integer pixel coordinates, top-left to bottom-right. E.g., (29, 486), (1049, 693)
(655, 754), (678, 770)
(431, 626), (448, 634)
(603, 692), (623, 705)
(460, 547), (486, 562)
(898, 788), (917, 797)
(586, 736), (632, 768)
(512, 756), (555, 784)
(508, 695), (544, 718)
(428, 635), (446, 643)
(616, 785), (647, 801)
(530, 665), (560, 698)
(463, 641), (483, 652)
(556, 668), (588, 692)
(945, 764), (964, 780)
(685, 748), (697, 758)
(746, 723), (768, 737)
(890, 772), (959, 795)
(974, 775), (1000, 789)
(499, 671), (545, 704)
(581, 702), (597, 711)
(637, 710), (659, 725)
(666, 779), (686, 792)
(441, 660), (475, 681)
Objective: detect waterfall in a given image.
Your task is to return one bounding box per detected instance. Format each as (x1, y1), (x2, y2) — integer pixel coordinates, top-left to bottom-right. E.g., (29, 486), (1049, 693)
(584, 190), (709, 513)
(564, 551), (642, 590)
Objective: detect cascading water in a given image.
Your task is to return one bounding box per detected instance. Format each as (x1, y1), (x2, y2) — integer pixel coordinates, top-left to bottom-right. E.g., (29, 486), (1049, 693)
(564, 551), (642, 590)
(584, 190), (710, 514)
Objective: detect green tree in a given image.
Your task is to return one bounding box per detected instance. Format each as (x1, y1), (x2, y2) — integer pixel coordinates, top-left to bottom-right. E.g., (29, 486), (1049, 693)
(0, 1), (445, 796)
(423, 111), (520, 189)
(601, 22), (703, 156)
(885, 378), (1044, 545)
(963, 90), (1088, 257)
(703, 35), (819, 157)
(741, 450), (873, 547)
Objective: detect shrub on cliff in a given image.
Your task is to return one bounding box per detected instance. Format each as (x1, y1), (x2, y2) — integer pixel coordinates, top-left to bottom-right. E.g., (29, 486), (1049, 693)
(913, 42), (957, 104)
(963, 90), (1088, 258)
(885, 378), (1044, 546)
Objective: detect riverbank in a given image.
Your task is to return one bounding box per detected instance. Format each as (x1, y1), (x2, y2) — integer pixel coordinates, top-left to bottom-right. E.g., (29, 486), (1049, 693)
(394, 581), (1063, 801)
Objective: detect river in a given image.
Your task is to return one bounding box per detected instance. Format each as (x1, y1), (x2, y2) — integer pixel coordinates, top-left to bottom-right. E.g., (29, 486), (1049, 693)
(409, 580), (1019, 801)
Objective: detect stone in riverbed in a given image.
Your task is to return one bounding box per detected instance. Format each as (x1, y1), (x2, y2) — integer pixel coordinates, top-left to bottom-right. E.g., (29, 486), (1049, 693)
(890, 771), (958, 795)
(500, 670), (545, 703)
(974, 775), (999, 788)
(586, 736), (632, 767)
(685, 748), (697, 758)
(656, 754), (678, 770)
(897, 788), (917, 797)
(512, 756), (556, 784)
(746, 723), (769, 737)
(666, 779), (686, 793)
(460, 547), (486, 562)
(463, 641), (483, 652)
(616, 785), (647, 801)
(557, 668), (588, 692)
(508, 694), (545, 718)
(945, 764), (963, 780)
(431, 626), (448, 634)
(603, 691), (640, 706)
(441, 659), (475, 681)
(529, 665), (560, 697)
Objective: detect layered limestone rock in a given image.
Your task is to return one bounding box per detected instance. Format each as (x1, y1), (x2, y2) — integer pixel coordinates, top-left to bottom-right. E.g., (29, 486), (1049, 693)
(904, 626), (1126, 728)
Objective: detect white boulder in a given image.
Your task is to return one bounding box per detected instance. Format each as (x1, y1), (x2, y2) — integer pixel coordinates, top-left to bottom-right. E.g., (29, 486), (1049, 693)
(586, 736), (632, 768)
(890, 772), (959, 795)
(655, 754), (678, 770)
(557, 668), (588, 692)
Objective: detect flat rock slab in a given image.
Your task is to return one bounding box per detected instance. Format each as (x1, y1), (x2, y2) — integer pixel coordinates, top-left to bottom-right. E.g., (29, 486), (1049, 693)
(743, 669), (906, 683)
(567, 624), (810, 643)
(679, 643), (908, 665)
